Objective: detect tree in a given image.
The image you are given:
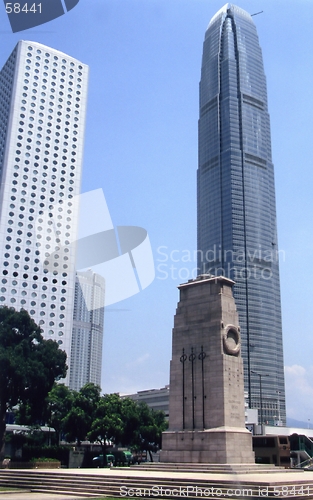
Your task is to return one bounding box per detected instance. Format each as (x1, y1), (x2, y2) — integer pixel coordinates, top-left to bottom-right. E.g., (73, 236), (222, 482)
(46, 383), (74, 443)
(135, 403), (168, 461)
(120, 397), (141, 447)
(62, 383), (101, 445)
(0, 306), (67, 459)
(87, 395), (168, 460)
(87, 393), (124, 454)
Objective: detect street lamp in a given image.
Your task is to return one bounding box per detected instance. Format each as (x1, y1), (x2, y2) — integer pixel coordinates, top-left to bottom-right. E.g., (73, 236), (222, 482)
(251, 370), (269, 426)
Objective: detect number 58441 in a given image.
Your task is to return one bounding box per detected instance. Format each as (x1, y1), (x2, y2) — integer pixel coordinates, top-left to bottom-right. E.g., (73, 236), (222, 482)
(6, 3), (42, 14)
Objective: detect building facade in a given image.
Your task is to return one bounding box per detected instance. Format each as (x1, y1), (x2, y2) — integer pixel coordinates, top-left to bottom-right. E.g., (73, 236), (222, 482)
(124, 386), (170, 419)
(0, 41), (88, 383)
(69, 270), (105, 391)
(197, 4), (286, 424)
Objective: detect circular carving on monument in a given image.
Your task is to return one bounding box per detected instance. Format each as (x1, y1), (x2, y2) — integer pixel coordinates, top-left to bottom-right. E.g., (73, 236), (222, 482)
(223, 325), (241, 356)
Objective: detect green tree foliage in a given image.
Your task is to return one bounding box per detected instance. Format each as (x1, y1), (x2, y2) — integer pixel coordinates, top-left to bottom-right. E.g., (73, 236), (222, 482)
(48, 388), (168, 459)
(133, 402), (168, 460)
(87, 395), (167, 460)
(62, 383), (101, 445)
(46, 383), (74, 443)
(87, 393), (124, 454)
(120, 397), (141, 447)
(0, 306), (67, 459)
(18, 379), (168, 461)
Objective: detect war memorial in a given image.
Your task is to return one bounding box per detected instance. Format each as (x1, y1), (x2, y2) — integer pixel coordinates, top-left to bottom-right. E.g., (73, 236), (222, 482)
(161, 275), (255, 464)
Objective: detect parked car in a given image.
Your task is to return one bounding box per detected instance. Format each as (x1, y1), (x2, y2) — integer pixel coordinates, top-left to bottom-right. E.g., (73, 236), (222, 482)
(111, 450), (133, 466)
(92, 454), (115, 468)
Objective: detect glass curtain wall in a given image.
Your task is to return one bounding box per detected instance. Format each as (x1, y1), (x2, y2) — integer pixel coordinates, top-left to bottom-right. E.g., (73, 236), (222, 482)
(197, 4), (286, 425)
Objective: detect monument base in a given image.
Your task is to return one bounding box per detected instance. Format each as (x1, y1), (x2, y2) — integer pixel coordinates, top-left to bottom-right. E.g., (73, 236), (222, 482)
(160, 426), (255, 464)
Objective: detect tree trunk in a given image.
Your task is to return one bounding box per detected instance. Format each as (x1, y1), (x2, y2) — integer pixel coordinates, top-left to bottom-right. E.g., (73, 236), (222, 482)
(100, 443), (109, 467)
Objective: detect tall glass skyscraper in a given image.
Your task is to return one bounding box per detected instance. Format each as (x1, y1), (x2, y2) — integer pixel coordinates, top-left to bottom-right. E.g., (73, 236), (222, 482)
(0, 41), (88, 384)
(197, 4), (286, 424)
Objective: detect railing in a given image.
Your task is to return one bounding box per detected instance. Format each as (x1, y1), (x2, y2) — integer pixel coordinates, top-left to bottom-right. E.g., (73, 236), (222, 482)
(294, 456), (313, 469)
(290, 434), (313, 457)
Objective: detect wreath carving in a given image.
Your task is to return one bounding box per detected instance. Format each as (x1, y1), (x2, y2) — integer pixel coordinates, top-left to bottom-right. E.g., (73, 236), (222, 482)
(222, 324), (241, 356)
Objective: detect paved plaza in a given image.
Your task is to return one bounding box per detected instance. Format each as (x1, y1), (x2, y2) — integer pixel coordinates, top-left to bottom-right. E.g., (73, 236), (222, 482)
(0, 493), (88, 500)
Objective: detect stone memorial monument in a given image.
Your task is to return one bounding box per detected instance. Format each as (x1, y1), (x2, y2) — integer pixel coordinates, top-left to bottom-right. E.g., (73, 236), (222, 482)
(161, 275), (255, 464)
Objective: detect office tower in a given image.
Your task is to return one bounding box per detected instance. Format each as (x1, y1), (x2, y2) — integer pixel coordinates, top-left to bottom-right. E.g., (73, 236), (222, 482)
(124, 386), (170, 419)
(197, 4), (286, 424)
(0, 41), (88, 383)
(69, 270), (105, 391)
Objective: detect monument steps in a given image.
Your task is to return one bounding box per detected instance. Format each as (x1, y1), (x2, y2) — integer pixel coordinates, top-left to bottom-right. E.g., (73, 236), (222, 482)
(124, 462), (297, 474)
(1, 468), (313, 499)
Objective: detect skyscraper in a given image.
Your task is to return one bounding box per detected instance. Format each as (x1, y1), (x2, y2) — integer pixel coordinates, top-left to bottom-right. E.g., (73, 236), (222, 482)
(197, 4), (286, 424)
(0, 41), (88, 383)
(69, 270), (105, 391)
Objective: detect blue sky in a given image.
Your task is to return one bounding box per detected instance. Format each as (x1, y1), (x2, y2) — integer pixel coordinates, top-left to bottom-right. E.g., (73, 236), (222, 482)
(0, 0), (312, 422)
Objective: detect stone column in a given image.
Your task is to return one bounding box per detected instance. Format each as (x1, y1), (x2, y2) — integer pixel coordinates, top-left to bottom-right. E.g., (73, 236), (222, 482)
(160, 275), (255, 464)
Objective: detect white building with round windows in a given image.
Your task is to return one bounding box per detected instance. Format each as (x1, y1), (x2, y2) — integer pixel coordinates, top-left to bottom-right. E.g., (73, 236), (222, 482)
(0, 41), (89, 384)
